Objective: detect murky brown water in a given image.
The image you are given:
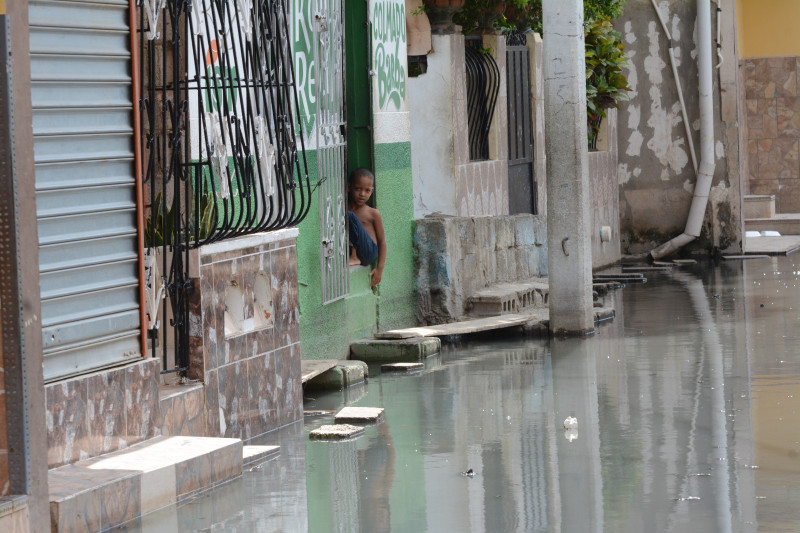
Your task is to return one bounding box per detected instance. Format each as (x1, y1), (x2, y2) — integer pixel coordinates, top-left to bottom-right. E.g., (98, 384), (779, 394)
(130, 256), (800, 532)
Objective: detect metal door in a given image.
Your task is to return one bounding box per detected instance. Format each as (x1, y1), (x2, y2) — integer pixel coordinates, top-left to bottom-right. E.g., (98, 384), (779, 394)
(506, 37), (536, 215)
(315, 0), (349, 305)
(29, 0), (141, 381)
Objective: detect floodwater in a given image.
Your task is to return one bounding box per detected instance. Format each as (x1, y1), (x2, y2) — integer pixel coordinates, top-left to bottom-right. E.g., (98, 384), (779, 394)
(132, 256), (800, 532)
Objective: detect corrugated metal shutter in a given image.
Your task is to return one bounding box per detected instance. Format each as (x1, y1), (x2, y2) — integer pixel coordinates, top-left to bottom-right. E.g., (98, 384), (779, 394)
(29, 0), (142, 382)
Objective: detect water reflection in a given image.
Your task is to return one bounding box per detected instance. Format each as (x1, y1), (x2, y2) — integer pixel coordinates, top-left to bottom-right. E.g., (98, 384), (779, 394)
(128, 257), (800, 532)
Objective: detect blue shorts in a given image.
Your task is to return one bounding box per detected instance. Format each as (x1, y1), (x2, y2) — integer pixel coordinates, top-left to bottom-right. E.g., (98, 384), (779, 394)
(348, 211), (378, 266)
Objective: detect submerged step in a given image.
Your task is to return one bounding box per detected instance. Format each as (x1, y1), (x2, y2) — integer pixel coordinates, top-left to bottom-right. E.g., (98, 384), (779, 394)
(243, 445), (280, 465)
(334, 406), (385, 424)
(49, 436), (242, 531)
(309, 424), (365, 441)
(382, 362), (424, 372)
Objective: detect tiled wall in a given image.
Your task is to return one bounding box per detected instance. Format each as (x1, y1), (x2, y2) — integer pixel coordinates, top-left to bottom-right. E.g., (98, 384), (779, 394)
(452, 33), (510, 217)
(44, 231), (304, 467)
(741, 56), (800, 212)
(45, 358), (161, 469)
(0, 497), (28, 533)
(196, 232), (302, 441)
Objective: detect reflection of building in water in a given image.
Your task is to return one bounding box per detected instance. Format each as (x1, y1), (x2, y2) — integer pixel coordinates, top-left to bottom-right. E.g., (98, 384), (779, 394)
(419, 343), (559, 532)
(742, 257), (800, 532)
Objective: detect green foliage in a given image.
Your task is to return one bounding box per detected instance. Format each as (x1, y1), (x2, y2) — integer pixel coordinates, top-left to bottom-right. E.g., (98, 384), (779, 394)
(585, 16), (631, 147)
(453, 0), (507, 35)
(144, 192), (216, 247)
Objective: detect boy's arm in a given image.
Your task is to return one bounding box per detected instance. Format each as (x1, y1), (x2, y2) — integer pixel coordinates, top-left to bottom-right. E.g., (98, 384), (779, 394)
(370, 209), (387, 287)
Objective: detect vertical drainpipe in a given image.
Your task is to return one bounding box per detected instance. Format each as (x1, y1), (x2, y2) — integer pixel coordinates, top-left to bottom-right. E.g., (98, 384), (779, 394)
(649, 0), (716, 260)
(130, 0), (148, 357)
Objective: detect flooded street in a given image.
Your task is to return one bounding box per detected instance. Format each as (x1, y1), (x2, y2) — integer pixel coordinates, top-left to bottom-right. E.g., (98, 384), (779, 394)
(137, 256), (800, 532)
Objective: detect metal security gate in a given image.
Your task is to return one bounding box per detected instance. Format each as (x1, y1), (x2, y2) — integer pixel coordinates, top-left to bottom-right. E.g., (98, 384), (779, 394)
(29, 0), (142, 382)
(506, 34), (536, 215)
(315, 0), (349, 305)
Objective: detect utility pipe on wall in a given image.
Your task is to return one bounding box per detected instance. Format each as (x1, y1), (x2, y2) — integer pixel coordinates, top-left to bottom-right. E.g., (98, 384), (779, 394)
(650, 0), (716, 260)
(650, 0), (697, 173)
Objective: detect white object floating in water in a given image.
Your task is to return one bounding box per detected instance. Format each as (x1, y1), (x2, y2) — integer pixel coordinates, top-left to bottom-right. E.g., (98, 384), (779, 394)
(563, 416), (578, 429)
(761, 230), (782, 237)
(564, 428), (579, 442)
(745, 231), (761, 238)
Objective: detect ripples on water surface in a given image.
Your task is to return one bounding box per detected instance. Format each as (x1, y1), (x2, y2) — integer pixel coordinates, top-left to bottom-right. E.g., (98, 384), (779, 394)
(133, 257), (800, 532)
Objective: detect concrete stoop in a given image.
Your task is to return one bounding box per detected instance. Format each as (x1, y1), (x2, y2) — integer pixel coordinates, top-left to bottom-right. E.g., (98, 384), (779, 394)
(467, 278), (549, 317)
(350, 337), (442, 362)
(305, 360), (369, 390)
(48, 436), (243, 532)
(743, 194), (775, 219)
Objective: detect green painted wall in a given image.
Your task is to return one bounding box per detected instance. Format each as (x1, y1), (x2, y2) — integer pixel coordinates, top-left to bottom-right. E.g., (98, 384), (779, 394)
(296, 142), (415, 360)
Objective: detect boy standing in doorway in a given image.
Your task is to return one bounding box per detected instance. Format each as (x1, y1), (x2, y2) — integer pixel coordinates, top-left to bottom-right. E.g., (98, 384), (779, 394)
(347, 168), (386, 288)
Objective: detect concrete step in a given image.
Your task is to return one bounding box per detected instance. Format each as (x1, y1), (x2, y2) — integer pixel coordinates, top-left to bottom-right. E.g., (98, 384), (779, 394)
(743, 194), (775, 219)
(48, 435), (242, 532)
(466, 277), (549, 317)
(745, 213), (800, 235)
(301, 359), (338, 384)
(305, 360), (369, 389)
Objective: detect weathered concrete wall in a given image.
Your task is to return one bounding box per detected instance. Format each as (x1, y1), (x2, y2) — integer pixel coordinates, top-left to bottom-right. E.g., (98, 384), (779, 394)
(415, 215), (547, 324)
(615, 0), (743, 255)
(589, 109), (622, 269)
(410, 33), (510, 218)
(740, 56), (800, 212)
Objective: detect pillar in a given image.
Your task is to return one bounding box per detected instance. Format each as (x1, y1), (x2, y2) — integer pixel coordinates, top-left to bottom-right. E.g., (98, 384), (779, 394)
(543, 0), (594, 334)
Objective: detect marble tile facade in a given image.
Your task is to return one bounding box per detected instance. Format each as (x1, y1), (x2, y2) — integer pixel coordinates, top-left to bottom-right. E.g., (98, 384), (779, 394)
(48, 435), (243, 531)
(741, 56), (800, 212)
(197, 236), (303, 441)
(45, 358), (161, 469)
(0, 496), (29, 533)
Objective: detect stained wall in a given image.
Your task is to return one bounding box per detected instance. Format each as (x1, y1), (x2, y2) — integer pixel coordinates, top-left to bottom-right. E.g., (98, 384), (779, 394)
(614, 0), (743, 255)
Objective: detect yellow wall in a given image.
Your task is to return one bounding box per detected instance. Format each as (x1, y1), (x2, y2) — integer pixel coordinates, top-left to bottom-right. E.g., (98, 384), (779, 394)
(737, 0), (800, 58)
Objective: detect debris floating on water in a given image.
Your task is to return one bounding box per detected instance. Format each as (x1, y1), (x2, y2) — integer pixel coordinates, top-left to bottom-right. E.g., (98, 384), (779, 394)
(563, 416), (578, 429)
(460, 468), (475, 477)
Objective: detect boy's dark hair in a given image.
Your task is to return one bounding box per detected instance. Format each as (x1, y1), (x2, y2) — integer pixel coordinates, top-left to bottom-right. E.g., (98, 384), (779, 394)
(348, 167), (374, 184)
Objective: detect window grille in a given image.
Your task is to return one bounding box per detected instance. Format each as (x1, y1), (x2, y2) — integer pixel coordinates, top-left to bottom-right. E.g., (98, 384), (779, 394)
(465, 36), (500, 161)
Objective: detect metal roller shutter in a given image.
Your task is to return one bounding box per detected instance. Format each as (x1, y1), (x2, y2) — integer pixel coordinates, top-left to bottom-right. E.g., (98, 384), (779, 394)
(29, 0), (141, 382)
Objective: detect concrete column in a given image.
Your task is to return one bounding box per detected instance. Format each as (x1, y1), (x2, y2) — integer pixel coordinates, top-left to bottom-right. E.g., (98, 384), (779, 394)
(543, 0), (594, 335)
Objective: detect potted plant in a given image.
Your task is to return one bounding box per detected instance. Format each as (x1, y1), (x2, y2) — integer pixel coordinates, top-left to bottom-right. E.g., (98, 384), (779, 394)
(423, 0), (467, 33)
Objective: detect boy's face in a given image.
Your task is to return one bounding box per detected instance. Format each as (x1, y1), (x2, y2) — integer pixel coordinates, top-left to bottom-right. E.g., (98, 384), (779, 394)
(348, 175), (374, 207)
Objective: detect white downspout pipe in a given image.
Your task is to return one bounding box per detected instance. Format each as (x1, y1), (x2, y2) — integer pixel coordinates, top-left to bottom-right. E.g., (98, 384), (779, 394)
(650, 0), (716, 260)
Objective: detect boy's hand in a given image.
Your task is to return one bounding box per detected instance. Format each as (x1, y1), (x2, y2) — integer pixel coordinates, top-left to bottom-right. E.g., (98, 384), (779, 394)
(369, 267), (383, 287)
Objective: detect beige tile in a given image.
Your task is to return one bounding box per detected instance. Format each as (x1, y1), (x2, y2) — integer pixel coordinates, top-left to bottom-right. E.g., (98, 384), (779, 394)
(140, 464), (176, 514)
(757, 137), (799, 179)
(746, 98), (778, 140)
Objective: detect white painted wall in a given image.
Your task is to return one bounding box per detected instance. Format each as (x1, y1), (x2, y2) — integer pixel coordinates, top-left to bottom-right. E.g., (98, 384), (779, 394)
(409, 34), (458, 217)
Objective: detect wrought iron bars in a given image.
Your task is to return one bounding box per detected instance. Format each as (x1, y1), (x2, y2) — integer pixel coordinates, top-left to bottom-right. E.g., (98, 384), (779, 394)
(138, 0), (312, 375)
(465, 36), (500, 161)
